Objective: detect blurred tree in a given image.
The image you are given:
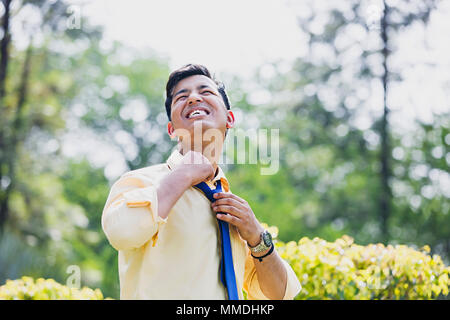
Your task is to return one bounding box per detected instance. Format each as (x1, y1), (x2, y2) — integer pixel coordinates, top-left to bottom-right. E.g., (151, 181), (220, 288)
(0, 0), (14, 230)
(224, 0), (448, 263)
(377, 0), (437, 241)
(389, 116), (450, 260)
(0, 0), (111, 291)
(75, 42), (172, 171)
(290, 0), (438, 242)
(0, 0), (73, 231)
(61, 158), (119, 298)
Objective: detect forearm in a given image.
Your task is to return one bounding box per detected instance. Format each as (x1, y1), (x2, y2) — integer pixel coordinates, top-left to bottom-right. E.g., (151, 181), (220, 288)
(157, 169), (192, 219)
(211, 192), (289, 299)
(252, 248), (287, 299)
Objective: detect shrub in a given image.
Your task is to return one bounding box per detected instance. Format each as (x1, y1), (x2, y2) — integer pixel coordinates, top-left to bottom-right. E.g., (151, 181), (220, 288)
(0, 276), (107, 300)
(2, 228), (449, 300)
(274, 232), (450, 299)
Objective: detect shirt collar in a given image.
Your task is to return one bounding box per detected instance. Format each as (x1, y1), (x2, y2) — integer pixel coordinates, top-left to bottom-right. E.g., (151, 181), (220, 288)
(166, 148), (230, 192)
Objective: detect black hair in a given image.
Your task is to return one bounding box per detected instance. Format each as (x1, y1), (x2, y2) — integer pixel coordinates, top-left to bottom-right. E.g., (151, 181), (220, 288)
(164, 64), (231, 120)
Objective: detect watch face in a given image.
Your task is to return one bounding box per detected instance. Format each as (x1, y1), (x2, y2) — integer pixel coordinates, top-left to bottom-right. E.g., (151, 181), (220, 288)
(262, 231), (272, 247)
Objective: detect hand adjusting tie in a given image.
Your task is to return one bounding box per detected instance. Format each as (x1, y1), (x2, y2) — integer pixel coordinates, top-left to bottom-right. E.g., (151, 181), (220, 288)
(194, 180), (239, 300)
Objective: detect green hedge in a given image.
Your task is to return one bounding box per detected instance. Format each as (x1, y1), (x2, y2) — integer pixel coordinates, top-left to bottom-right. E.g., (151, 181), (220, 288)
(1, 230), (449, 300)
(273, 230), (449, 299)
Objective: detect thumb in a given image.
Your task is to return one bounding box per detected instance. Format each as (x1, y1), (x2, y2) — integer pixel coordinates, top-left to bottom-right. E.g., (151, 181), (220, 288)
(206, 172), (215, 182)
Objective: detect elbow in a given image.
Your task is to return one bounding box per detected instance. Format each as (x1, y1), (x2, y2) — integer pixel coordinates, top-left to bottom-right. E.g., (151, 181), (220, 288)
(102, 204), (158, 251)
(103, 223), (146, 251)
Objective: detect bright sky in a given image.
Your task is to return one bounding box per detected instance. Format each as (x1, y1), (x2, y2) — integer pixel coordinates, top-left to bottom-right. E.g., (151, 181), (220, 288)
(77, 0), (306, 78)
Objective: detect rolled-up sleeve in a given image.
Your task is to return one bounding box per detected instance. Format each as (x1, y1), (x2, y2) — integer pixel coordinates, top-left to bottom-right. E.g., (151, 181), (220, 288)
(243, 251), (301, 300)
(101, 173), (167, 251)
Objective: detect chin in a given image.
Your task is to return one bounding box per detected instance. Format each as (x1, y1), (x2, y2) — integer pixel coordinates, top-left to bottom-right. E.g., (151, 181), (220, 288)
(186, 121), (226, 141)
(187, 119), (220, 131)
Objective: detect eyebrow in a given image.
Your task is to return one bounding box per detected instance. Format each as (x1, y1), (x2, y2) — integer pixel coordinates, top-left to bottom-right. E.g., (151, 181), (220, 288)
(173, 84), (215, 99)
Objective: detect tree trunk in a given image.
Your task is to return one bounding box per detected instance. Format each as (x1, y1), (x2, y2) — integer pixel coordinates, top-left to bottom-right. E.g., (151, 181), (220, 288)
(0, 41), (33, 232)
(379, 0), (392, 243)
(0, 0), (11, 99)
(0, 0), (12, 233)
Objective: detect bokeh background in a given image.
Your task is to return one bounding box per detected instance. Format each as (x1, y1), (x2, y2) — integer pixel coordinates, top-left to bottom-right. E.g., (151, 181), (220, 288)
(0, 0), (449, 299)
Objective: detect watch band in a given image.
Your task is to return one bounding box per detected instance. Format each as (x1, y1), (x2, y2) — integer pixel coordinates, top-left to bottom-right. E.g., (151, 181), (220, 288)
(251, 244), (274, 262)
(248, 230), (272, 253)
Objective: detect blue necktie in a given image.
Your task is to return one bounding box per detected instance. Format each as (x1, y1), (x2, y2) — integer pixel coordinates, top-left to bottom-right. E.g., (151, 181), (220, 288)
(194, 180), (239, 300)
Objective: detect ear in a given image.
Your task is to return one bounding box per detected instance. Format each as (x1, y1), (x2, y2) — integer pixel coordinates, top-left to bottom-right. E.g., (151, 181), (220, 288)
(226, 110), (235, 129)
(167, 122), (176, 138)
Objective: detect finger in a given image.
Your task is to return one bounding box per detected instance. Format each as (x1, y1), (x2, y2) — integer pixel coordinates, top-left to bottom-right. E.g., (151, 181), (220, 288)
(212, 205), (243, 218)
(212, 198), (245, 211)
(213, 192), (247, 205)
(216, 213), (241, 227)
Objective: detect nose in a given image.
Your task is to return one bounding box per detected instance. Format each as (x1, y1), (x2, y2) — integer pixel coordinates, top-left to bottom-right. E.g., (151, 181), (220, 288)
(187, 92), (202, 105)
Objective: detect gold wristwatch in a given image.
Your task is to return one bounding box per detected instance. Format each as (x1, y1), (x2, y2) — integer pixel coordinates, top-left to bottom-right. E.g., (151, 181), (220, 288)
(248, 230), (273, 253)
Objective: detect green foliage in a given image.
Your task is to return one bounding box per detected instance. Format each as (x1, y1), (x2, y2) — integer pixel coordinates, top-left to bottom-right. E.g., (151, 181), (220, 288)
(0, 229), (51, 282)
(3, 229), (448, 300)
(1, 0), (448, 302)
(275, 234), (450, 299)
(60, 159), (119, 299)
(0, 276), (107, 300)
(227, 165), (305, 243)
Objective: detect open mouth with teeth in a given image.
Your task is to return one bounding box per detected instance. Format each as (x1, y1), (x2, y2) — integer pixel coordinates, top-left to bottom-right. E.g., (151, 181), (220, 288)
(186, 108), (210, 119)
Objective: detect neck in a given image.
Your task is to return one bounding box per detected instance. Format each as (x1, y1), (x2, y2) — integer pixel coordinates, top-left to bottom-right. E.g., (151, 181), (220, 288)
(178, 140), (223, 174)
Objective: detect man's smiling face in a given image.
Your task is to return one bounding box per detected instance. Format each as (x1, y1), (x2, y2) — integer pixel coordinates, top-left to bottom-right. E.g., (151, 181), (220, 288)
(169, 74), (231, 137)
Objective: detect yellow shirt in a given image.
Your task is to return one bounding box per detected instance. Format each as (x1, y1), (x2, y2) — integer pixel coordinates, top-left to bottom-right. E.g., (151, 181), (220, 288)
(102, 149), (301, 300)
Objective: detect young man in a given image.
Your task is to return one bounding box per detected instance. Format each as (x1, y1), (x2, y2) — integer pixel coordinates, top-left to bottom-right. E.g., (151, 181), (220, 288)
(102, 64), (301, 299)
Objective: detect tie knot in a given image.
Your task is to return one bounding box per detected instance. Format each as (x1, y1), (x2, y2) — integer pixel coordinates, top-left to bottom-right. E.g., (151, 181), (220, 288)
(194, 180), (222, 202)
